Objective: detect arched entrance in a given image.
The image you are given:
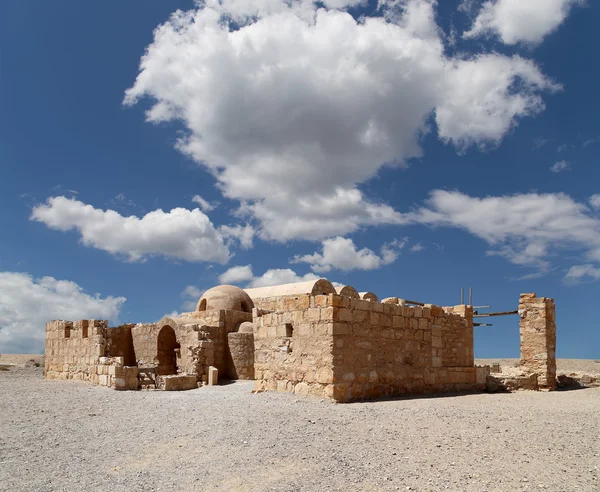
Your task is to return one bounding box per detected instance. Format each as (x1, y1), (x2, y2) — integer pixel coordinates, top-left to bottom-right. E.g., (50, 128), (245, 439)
(156, 325), (179, 376)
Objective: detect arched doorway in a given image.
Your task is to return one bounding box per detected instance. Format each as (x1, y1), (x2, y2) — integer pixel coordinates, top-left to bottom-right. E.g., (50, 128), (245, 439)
(156, 325), (179, 376)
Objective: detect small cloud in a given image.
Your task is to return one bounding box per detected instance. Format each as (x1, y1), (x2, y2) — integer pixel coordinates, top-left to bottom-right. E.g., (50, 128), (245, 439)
(180, 285), (205, 312)
(557, 144), (567, 152)
(219, 265), (254, 285)
(565, 264), (600, 283)
(192, 194), (217, 212)
(583, 136), (600, 148)
(550, 160), (569, 173)
(410, 243), (424, 253)
(590, 194), (600, 210)
(532, 137), (549, 149)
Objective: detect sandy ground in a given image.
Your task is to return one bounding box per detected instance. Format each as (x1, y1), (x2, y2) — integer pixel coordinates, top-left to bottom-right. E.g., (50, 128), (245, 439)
(0, 353), (44, 367)
(1, 363), (599, 492)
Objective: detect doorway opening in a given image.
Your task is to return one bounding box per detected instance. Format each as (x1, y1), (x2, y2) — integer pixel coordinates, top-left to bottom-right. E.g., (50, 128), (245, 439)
(156, 325), (179, 376)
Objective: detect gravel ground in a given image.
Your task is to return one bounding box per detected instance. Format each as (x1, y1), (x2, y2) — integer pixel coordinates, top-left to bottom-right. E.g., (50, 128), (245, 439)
(1, 367), (599, 492)
(476, 359), (600, 376)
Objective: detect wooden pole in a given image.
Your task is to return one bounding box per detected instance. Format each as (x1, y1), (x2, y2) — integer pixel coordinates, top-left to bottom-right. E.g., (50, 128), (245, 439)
(473, 310), (518, 318)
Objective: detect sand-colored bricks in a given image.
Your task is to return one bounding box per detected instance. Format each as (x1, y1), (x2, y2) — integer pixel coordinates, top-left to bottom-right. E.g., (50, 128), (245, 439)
(519, 293), (557, 390)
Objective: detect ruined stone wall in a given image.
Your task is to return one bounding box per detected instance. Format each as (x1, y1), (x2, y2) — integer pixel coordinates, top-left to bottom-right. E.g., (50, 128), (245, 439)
(253, 294), (335, 398)
(252, 294), (481, 402)
(45, 320), (108, 380)
(106, 324), (136, 366)
(44, 320), (138, 389)
(519, 293), (557, 390)
(128, 309), (251, 379)
(131, 321), (204, 375)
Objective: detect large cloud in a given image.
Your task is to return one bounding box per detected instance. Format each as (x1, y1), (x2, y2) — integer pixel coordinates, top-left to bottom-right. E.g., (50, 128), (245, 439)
(410, 190), (600, 275)
(31, 196), (231, 264)
(124, 0), (558, 241)
(0, 272), (125, 353)
(463, 0), (584, 45)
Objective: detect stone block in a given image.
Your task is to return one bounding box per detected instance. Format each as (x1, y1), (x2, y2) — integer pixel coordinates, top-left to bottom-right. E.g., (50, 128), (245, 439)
(208, 366), (218, 386)
(161, 375), (198, 391)
(330, 323), (350, 336)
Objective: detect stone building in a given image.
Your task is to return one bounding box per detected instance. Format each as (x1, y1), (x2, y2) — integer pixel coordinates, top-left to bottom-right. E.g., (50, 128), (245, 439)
(44, 279), (556, 401)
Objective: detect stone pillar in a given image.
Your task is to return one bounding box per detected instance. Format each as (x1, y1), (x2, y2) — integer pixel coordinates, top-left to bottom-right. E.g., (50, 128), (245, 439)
(227, 332), (255, 380)
(519, 293), (556, 390)
(450, 304), (474, 366)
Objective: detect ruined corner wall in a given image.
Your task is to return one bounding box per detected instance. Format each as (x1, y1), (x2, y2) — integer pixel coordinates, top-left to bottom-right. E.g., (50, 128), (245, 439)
(44, 320), (138, 389)
(330, 297), (479, 402)
(252, 294), (482, 402)
(45, 320), (108, 380)
(519, 293), (556, 390)
(252, 294), (335, 398)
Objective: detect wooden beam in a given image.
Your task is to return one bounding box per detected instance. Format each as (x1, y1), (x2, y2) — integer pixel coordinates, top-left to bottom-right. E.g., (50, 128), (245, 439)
(474, 323), (493, 327)
(473, 310), (518, 318)
(405, 300), (425, 306)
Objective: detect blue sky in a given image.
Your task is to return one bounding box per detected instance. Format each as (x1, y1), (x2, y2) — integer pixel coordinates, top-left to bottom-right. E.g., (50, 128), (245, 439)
(1, 0), (599, 357)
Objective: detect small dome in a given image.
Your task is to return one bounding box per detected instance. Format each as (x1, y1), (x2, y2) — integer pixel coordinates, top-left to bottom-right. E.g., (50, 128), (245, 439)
(196, 285), (255, 313)
(335, 285), (360, 299)
(238, 322), (255, 333)
(359, 292), (378, 302)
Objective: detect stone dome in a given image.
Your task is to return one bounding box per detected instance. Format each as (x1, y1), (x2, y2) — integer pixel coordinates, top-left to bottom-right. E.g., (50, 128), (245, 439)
(196, 285), (255, 313)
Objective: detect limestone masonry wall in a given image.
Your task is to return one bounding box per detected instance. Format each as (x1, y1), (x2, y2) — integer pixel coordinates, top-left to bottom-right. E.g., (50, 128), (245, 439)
(253, 294), (335, 398)
(44, 320), (138, 389)
(252, 293), (483, 402)
(519, 293), (557, 390)
(329, 296), (478, 401)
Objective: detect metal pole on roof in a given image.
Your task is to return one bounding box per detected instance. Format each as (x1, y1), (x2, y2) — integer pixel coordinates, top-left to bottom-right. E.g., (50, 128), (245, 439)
(469, 287), (473, 307)
(460, 288), (464, 305)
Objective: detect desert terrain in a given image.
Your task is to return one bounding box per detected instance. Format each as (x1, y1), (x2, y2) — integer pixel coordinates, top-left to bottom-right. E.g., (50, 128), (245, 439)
(0, 356), (599, 492)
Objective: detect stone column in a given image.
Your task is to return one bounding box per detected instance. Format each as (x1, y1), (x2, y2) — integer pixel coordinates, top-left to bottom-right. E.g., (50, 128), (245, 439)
(450, 304), (474, 367)
(519, 293), (556, 390)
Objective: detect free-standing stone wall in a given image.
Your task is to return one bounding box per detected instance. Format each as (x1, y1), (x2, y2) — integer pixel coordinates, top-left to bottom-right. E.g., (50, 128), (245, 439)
(519, 293), (557, 390)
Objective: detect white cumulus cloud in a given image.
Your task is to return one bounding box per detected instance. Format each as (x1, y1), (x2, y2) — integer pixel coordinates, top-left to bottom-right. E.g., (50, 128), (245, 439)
(246, 268), (320, 288)
(0, 272), (125, 353)
(219, 265), (255, 284)
(409, 190), (600, 276)
(464, 0), (584, 45)
(124, 0), (558, 241)
(291, 236), (403, 272)
(31, 196), (231, 264)
(589, 194), (600, 210)
(219, 224), (255, 249)
(217, 264), (319, 287)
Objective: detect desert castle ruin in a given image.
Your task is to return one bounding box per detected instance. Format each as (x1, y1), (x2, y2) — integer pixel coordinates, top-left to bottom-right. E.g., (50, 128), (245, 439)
(44, 279), (557, 401)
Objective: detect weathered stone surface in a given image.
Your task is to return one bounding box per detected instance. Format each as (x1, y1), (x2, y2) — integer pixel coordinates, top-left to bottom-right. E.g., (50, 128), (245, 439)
(519, 293), (557, 390)
(158, 374), (198, 391)
(208, 366), (218, 386)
